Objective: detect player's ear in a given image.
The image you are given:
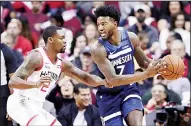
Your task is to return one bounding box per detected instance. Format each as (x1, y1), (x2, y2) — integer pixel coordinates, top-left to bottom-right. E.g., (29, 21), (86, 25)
(48, 37), (53, 44)
(114, 21), (118, 27)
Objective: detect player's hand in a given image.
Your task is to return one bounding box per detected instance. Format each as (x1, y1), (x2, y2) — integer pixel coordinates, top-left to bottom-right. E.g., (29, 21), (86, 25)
(104, 79), (113, 88)
(154, 59), (168, 74)
(145, 59), (158, 78)
(146, 59), (167, 78)
(35, 76), (51, 88)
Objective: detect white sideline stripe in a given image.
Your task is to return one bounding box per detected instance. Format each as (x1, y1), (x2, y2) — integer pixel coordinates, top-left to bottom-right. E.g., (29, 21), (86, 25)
(103, 111), (122, 122)
(123, 94), (142, 102)
(108, 47), (132, 59)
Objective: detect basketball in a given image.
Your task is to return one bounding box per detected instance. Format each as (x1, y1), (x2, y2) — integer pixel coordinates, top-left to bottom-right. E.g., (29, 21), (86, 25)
(161, 55), (185, 80)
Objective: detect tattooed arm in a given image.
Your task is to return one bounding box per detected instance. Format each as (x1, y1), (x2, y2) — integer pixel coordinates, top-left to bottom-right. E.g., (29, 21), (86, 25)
(8, 51), (50, 89)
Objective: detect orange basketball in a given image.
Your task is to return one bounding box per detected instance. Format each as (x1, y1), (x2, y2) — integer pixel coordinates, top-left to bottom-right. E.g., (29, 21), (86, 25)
(161, 55), (185, 80)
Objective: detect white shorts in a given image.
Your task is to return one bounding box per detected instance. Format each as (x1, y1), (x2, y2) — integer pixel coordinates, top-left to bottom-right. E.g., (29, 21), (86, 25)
(7, 94), (61, 126)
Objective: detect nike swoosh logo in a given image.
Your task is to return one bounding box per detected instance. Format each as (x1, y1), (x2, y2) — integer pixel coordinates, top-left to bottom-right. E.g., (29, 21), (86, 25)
(110, 50), (117, 55)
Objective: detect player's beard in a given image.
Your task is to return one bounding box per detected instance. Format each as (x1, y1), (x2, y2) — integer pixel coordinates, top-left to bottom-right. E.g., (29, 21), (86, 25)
(102, 31), (113, 40)
(60, 46), (65, 53)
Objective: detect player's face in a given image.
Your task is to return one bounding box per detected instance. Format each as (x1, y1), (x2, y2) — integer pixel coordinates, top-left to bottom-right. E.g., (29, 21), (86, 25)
(97, 16), (117, 40)
(75, 88), (91, 108)
(51, 29), (66, 53)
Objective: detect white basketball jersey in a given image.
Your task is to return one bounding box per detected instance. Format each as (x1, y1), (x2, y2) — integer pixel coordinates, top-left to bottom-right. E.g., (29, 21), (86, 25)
(16, 47), (62, 103)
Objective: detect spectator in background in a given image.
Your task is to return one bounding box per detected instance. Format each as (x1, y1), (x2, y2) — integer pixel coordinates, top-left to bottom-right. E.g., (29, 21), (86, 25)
(82, 13), (97, 28)
(84, 23), (98, 45)
(119, 2), (141, 20)
(171, 12), (190, 55)
(23, 1), (49, 36)
(44, 1), (65, 15)
(137, 32), (161, 59)
(74, 34), (87, 50)
(17, 15), (38, 48)
(1, 1), (14, 28)
(160, 32), (182, 58)
(72, 46), (98, 76)
(70, 34), (87, 61)
(160, 1), (184, 23)
(2, 19), (32, 56)
(0, 43), (17, 126)
(170, 40), (191, 81)
(120, 3), (158, 29)
(142, 75), (182, 106)
(46, 76), (75, 115)
(167, 77), (190, 101)
(57, 84), (102, 126)
(145, 84), (168, 114)
(127, 4), (159, 48)
(62, 2), (82, 37)
(2, 34), (24, 66)
(159, 12), (190, 55)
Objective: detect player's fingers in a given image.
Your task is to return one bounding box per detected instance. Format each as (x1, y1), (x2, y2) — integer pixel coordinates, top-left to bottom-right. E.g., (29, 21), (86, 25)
(41, 80), (51, 84)
(40, 77), (51, 81)
(41, 76), (51, 80)
(105, 79), (113, 88)
(155, 64), (167, 74)
(157, 67), (167, 74)
(151, 59), (159, 66)
(160, 59), (168, 68)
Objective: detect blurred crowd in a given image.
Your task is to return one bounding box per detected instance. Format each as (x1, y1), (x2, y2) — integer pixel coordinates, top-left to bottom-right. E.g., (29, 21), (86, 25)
(0, 1), (190, 126)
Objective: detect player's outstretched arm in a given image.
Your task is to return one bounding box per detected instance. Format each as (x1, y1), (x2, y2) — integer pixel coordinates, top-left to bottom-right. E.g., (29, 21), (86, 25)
(61, 60), (106, 87)
(90, 41), (163, 87)
(9, 51), (50, 89)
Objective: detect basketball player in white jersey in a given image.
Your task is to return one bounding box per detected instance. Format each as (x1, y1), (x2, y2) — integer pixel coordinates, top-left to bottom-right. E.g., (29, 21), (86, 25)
(7, 25), (106, 126)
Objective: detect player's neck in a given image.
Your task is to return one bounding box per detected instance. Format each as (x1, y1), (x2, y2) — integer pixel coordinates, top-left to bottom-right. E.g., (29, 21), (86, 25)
(108, 29), (121, 46)
(45, 46), (58, 64)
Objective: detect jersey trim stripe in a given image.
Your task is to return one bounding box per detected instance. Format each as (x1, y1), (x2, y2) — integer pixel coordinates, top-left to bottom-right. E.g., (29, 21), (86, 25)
(26, 114), (39, 126)
(103, 111), (121, 122)
(50, 119), (57, 126)
(123, 94), (142, 102)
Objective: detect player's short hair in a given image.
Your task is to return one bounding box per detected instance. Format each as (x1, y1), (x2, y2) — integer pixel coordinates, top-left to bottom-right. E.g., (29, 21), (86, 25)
(74, 83), (90, 95)
(42, 25), (62, 44)
(94, 5), (121, 25)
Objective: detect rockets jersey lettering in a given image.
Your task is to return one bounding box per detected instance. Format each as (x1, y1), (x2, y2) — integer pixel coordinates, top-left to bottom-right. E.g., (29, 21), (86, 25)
(17, 47), (62, 103)
(97, 28), (136, 93)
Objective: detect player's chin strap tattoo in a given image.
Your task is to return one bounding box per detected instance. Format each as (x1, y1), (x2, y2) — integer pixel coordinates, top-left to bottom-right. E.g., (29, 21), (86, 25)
(105, 79), (113, 88)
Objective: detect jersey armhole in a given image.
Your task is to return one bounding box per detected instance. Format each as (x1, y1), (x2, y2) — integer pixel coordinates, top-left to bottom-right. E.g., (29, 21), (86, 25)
(34, 51), (44, 71)
(124, 29), (135, 50)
